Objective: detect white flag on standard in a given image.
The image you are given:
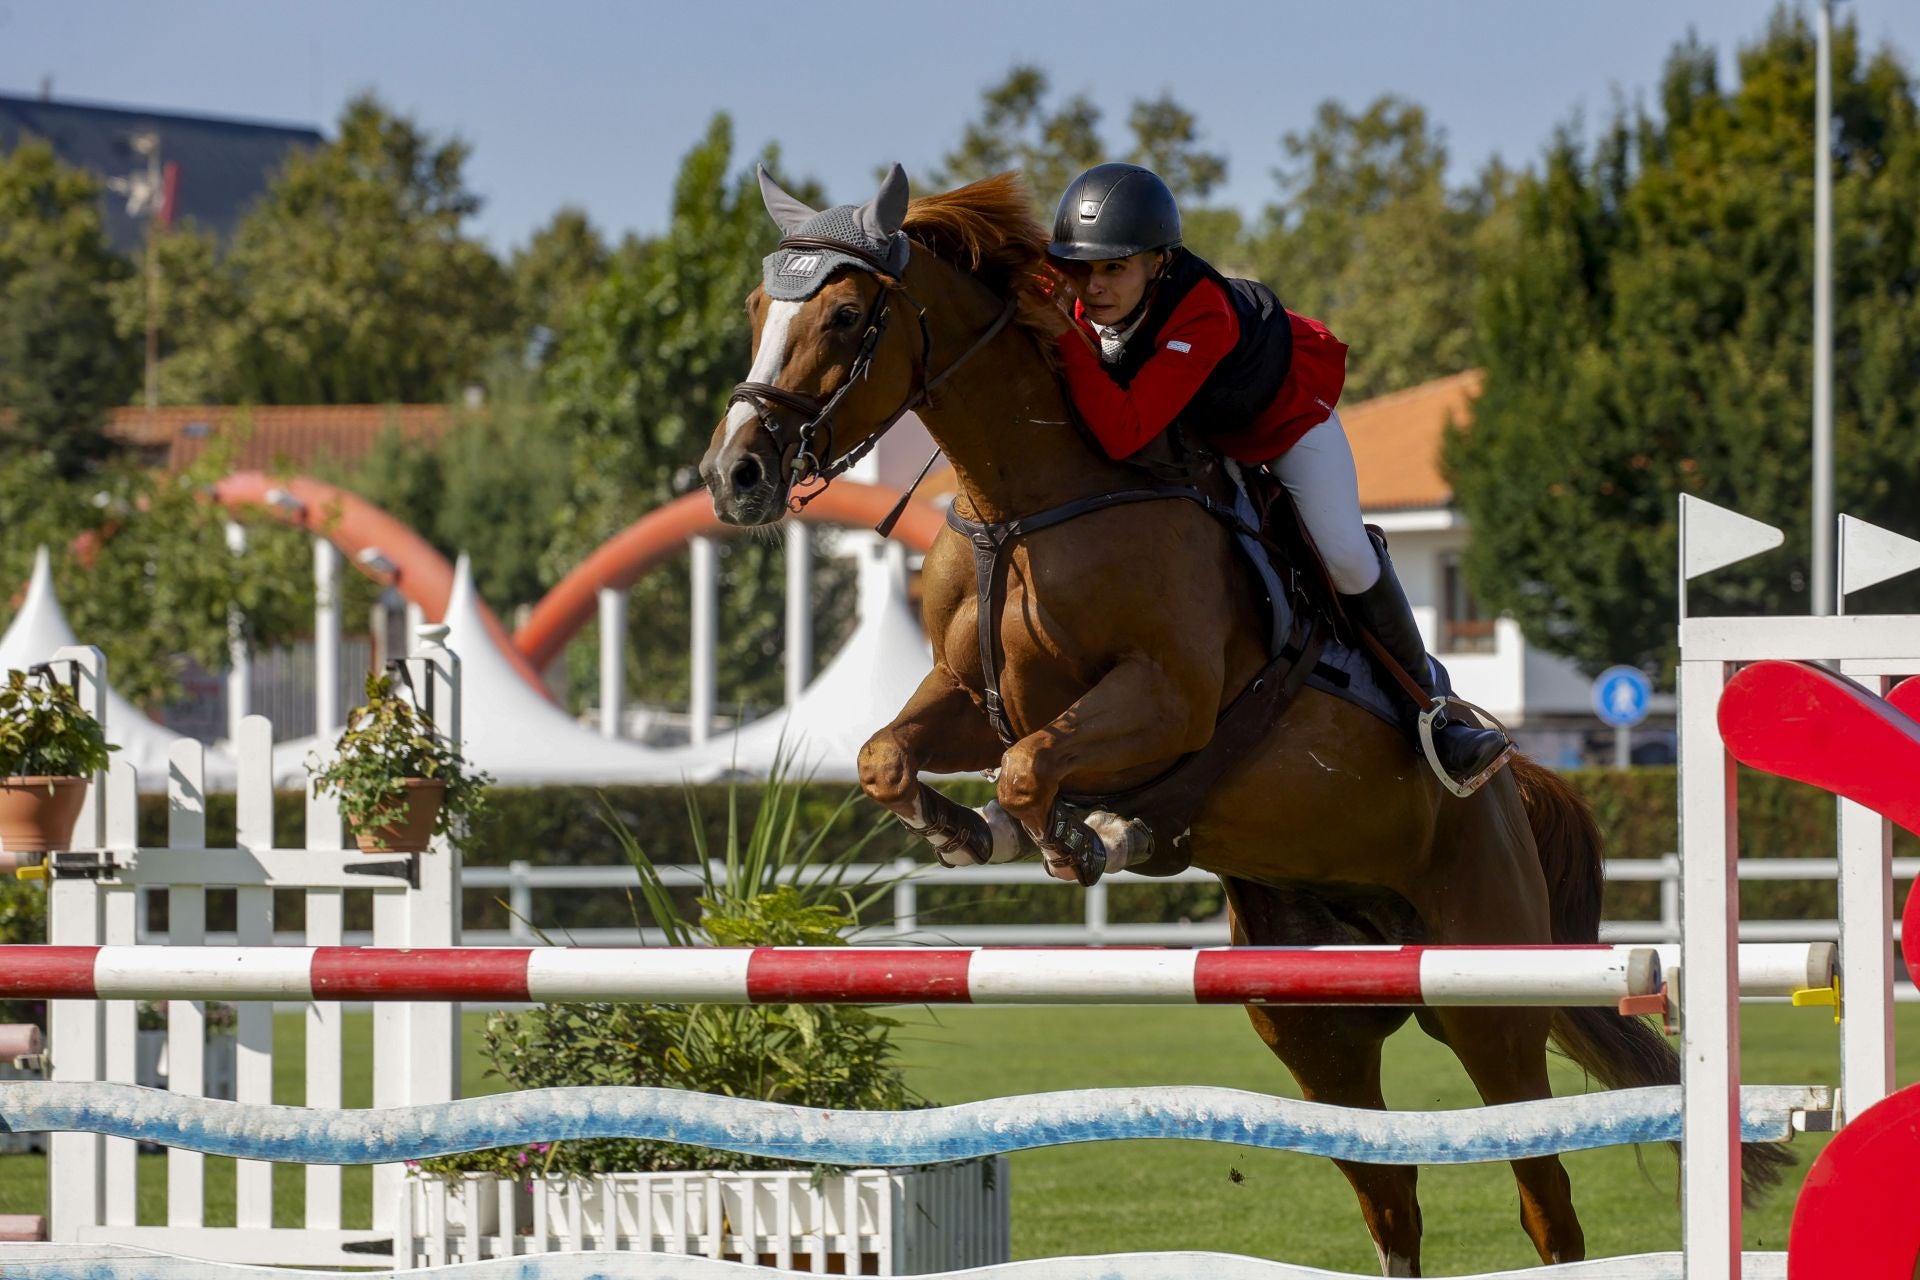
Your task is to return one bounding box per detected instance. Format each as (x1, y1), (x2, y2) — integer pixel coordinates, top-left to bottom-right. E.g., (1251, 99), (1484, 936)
(1680, 495), (1785, 582)
(1840, 514), (1920, 597)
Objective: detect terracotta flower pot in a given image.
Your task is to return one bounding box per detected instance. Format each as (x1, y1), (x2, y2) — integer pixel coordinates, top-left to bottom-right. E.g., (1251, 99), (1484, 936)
(352, 778), (447, 853)
(0, 777), (90, 852)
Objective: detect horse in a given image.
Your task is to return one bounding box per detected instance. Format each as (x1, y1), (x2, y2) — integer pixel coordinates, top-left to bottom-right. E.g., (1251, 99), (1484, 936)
(698, 165), (1785, 1274)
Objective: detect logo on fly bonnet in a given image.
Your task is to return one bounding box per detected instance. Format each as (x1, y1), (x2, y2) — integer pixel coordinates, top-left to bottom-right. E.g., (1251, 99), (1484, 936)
(781, 253), (823, 276)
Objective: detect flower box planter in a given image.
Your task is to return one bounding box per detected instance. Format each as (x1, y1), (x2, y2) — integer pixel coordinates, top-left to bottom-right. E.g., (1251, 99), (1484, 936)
(403, 1159), (1009, 1274)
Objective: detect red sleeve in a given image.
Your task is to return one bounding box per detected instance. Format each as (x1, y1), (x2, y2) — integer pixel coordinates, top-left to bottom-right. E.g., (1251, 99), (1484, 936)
(1054, 281), (1239, 460)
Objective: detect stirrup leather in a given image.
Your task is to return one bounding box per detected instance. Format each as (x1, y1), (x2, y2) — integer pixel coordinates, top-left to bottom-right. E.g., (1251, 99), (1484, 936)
(1417, 695), (1518, 798)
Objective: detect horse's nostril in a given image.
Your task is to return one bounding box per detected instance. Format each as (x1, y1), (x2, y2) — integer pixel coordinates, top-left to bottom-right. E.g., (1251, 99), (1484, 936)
(730, 456), (763, 493)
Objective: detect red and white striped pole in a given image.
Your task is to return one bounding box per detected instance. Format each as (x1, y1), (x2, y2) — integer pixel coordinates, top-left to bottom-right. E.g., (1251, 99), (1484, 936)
(0, 945), (1661, 1008)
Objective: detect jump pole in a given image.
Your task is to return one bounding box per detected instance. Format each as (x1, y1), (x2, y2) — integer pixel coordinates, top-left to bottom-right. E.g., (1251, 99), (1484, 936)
(0, 944), (1662, 1008)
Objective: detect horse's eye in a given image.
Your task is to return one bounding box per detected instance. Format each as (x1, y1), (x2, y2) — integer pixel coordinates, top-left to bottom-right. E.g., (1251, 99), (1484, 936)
(831, 305), (862, 330)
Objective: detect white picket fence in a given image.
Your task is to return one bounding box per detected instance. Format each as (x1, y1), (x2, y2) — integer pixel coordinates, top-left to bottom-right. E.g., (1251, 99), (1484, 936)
(25, 639), (1009, 1274)
(37, 640), (464, 1270)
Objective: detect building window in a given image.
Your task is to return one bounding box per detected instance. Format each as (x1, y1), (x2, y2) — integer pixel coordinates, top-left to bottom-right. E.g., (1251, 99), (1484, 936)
(1439, 553), (1497, 654)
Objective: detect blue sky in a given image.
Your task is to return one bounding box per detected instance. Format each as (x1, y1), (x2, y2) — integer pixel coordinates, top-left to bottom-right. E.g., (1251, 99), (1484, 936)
(6, 1), (1917, 253)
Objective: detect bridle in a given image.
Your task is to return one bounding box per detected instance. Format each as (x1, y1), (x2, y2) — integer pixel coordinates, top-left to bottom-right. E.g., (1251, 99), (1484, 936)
(726, 233), (1015, 513)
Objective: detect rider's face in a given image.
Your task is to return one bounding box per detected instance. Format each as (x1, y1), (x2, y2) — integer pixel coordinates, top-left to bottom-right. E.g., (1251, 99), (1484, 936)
(1076, 251), (1163, 326)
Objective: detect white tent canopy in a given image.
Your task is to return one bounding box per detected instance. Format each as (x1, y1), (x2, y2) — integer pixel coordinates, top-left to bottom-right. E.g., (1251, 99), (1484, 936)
(0, 546), (239, 793)
(426, 555), (681, 786)
(664, 538), (932, 782)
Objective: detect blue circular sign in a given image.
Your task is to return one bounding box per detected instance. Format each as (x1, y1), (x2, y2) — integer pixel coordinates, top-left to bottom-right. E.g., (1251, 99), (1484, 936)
(1592, 666), (1652, 728)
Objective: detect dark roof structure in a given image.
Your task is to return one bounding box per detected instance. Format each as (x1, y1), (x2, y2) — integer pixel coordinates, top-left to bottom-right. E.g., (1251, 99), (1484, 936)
(0, 91), (322, 253)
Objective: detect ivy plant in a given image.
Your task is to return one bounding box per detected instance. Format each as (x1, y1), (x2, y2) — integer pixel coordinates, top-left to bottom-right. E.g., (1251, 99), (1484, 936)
(0, 668), (116, 780)
(307, 670), (491, 840)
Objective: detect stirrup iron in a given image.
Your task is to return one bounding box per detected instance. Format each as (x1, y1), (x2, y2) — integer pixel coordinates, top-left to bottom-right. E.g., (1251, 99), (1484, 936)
(1417, 695), (1518, 798)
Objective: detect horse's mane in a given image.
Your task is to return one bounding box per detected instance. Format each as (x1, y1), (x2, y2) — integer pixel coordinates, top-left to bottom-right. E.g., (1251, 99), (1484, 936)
(902, 173), (1061, 360)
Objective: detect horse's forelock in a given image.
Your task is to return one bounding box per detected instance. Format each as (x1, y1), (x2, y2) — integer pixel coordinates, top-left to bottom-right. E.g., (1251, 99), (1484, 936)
(902, 173), (1058, 358)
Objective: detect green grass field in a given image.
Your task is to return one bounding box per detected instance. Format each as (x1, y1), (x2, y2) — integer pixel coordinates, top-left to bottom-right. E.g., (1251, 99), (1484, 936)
(2, 1003), (1911, 1275)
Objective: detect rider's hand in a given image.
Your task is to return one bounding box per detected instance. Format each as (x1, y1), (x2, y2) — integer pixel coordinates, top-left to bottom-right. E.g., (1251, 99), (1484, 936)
(1017, 267), (1078, 340)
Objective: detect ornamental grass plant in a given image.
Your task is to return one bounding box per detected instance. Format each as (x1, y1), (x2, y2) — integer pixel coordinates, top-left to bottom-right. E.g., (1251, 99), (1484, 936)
(419, 744), (924, 1180)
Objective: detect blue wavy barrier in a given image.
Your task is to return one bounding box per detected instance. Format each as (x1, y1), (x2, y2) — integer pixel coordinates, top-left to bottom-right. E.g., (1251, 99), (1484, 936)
(0, 1081), (1822, 1167)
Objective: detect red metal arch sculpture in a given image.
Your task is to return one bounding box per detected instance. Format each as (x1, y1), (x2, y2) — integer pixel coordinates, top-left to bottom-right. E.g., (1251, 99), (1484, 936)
(514, 483), (943, 671)
(212, 471), (549, 694)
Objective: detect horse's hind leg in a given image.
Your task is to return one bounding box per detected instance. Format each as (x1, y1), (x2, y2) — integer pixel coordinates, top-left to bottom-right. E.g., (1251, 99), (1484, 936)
(1228, 879), (1423, 1275)
(1423, 1006), (1583, 1264)
(1247, 1004), (1425, 1276)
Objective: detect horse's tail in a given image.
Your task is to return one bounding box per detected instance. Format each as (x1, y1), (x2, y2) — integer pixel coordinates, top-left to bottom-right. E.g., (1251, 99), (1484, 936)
(1508, 754), (1792, 1206)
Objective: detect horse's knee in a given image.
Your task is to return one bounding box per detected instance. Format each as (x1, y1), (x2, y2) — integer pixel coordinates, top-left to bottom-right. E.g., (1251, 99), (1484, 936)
(857, 733), (917, 811)
(995, 739), (1056, 831)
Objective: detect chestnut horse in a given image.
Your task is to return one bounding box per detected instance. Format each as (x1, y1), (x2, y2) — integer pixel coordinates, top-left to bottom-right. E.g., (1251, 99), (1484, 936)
(699, 168), (1783, 1274)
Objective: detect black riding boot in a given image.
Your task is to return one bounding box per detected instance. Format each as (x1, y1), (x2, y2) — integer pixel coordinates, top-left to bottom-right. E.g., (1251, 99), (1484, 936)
(1341, 546), (1512, 789)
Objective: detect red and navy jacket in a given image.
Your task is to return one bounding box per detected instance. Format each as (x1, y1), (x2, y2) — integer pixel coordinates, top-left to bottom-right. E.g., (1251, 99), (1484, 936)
(1055, 251), (1348, 465)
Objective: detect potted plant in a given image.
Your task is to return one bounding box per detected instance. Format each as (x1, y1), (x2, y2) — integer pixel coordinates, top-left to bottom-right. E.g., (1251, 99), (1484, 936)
(405, 750), (1009, 1272)
(309, 671), (491, 853)
(0, 668), (116, 853)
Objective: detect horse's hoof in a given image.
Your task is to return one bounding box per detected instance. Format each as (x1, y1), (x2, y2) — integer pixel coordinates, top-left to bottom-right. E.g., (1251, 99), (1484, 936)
(1045, 816), (1105, 887)
(908, 787), (995, 866)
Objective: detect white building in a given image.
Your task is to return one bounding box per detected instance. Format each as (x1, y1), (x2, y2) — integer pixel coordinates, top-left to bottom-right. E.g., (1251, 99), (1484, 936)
(1344, 371), (1644, 767)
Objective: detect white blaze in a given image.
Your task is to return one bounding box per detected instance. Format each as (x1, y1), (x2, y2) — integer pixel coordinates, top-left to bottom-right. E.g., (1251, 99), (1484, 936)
(722, 299), (802, 451)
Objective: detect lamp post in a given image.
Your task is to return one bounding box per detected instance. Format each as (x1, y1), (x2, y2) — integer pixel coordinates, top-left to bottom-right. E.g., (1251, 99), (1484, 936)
(1811, 0), (1836, 615)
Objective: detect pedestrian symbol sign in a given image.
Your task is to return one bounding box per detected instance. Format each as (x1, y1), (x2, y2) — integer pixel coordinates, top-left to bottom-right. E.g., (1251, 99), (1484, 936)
(1593, 666), (1651, 728)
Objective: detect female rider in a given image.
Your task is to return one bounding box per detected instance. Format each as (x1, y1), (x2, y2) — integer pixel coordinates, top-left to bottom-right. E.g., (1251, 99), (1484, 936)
(1033, 162), (1509, 789)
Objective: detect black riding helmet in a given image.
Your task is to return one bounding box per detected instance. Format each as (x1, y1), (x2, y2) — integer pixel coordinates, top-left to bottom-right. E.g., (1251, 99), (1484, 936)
(1048, 163), (1183, 261)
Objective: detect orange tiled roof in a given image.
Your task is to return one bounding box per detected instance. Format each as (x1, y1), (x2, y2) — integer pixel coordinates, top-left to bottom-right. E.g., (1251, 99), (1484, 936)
(1343, 369), (1482, 512)
(105, 404), (455, 473)
(916, 369), (1481, 512)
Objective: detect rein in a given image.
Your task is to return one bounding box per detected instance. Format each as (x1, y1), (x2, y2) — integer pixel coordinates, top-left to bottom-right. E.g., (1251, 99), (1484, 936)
(727, 233), (1016, 516)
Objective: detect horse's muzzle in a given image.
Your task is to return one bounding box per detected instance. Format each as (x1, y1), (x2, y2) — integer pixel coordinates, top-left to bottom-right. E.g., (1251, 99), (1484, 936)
(701, 447), (782, 526)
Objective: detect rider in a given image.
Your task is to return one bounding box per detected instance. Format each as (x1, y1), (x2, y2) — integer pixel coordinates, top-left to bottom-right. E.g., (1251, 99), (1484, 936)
(1036, 162), (1510, 788)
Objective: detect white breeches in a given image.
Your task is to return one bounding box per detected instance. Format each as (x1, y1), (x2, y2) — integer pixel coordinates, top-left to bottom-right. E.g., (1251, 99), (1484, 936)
(1266, 411), (1381, 595)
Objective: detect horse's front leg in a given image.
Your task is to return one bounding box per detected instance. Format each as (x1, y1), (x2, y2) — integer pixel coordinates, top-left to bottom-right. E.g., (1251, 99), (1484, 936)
(858, 663), (1026, 867)
(999, 653), (1215, 884)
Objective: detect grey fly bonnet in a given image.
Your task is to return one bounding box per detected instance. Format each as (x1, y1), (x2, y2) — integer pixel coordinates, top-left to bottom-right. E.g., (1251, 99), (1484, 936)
(759, 163), (911, 300)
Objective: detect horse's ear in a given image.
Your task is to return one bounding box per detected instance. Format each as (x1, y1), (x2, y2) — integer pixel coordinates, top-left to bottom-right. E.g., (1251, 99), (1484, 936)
(757, 165), (818, 235)
(857, 164), (910, 242)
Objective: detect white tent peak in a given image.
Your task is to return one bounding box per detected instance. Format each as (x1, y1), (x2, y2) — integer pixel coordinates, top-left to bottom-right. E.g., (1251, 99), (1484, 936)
(436, 551), (675, 785)
(0, 545), (237, 793)
(668, 538), (932, 781)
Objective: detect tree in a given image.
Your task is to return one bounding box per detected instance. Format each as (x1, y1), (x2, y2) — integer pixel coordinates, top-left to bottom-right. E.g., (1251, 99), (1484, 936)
(935, 66), (1103, 204)
(0, 142), (137, 474)
(106, 223), (239, 405)
(510, 207), (611, 368)
(179, 93), (512, 404)
(1445, 11), (1920, 678)
(0, 448), (313, 708)
(1125, 93), (1227, 202)
(543, 114), (850, 713)
(1250, 96), (1485, 399)
(935, 67), (1235, 250)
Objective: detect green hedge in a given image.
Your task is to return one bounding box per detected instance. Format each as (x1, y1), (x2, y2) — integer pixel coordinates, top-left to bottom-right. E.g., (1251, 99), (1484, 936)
(35, 764), (1917, 940)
